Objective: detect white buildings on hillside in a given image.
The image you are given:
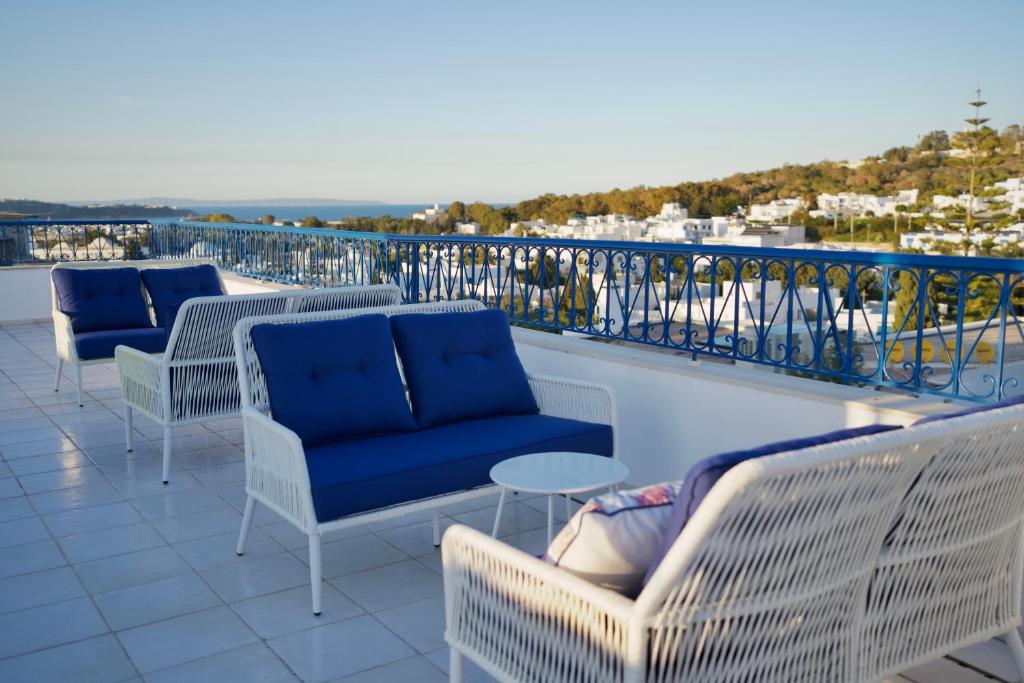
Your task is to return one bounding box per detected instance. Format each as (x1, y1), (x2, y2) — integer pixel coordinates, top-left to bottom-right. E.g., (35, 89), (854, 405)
(455, 222), (480, 236)
(812, 190), (919, 218)
(503, 203), (806, 249)
(991, 177), (1024, 214)
(899, 223), (1024, 251)
(931, 194), (989, 213)
(748, 198), (805, 222)
(413, 203), (446, 222)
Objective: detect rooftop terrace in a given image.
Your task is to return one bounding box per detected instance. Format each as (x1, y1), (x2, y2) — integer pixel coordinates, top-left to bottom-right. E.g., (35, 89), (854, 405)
(2, 221), (1024, 682)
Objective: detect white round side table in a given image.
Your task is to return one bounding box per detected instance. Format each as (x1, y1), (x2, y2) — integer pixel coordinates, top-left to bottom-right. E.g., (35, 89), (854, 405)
(489, 452), (629, 544)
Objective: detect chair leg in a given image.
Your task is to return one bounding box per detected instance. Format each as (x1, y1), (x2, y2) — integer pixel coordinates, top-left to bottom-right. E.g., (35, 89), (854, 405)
(491, 488), (507, 538)
(74, 363), (83, 407)
(1005, 627), (1024, 679)
(161, 426), (172, 484)
(54, 358), (63, 392)
(450, 647), (464, 683)
(433, 508), (441, 547)
(309, 533), (322, 616)
(236, 495), (256, 556)
(124, 405), (133, 452)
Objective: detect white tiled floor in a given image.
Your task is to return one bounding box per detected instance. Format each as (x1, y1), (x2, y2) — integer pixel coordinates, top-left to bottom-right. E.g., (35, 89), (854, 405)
(0, 320), (1018, 682)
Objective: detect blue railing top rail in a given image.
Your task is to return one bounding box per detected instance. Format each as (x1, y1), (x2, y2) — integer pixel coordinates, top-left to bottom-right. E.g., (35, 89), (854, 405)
(150, 219), (1024, 273)
(0, 220), (152, 226)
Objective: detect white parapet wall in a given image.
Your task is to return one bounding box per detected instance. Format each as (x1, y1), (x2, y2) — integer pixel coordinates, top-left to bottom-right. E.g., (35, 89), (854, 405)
(512, 328), (954, 487)
(0, 264), (295, 323)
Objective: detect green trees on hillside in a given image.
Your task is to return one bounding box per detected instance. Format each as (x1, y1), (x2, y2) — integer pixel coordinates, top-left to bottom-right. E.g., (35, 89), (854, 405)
(193, 212), (239, 223)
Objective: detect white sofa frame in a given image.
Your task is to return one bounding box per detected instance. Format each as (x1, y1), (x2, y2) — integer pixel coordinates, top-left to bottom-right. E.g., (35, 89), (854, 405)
(232, 299), (618, 615)
(442, 404), (1024, 683)
(116, 283), (402, 483)
(51, 259), (219, 407)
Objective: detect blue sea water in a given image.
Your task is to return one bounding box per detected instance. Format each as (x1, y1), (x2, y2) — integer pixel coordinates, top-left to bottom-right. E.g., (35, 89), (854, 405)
(171, 204), (432, 222)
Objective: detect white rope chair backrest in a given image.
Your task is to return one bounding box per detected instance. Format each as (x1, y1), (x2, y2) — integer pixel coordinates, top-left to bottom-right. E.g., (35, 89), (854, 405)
(167, 285), (401, 364)
(233, 299), (486, 415)
(164, 284), (402, 423)
(862, 405), (1024, 681)
(634, 427), (946, 683)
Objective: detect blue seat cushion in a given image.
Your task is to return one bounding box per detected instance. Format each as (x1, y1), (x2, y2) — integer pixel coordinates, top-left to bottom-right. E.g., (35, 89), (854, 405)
(390, 309), (538, 428)
(52, 267), (152, 333)
(76, 327), (167, 360)
(305, 414), (614, 522)
(642, 423), (902, 585)
(140, 264), (225, 329)
(250, 315), (416, 448)
(914, 394), (1024, 425)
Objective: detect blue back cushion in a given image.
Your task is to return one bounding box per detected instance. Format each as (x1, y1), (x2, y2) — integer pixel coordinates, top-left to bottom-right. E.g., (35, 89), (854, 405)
(140, 265), (225, 330)
(914, 393), (1024, 425)
(642, 423), (902, 585)
(51, 267), (152, 333)
(390, 309), (539, 428)
(250, 315), (416, 448)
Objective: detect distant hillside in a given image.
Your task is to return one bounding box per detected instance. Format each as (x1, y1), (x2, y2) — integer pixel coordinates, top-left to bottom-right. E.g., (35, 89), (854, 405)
(500, 126), (1024, 226)
(0, 199), (190, 220)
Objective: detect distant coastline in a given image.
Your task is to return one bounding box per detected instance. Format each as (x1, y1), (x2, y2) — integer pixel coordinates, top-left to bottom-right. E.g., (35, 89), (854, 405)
(65, 197), (387, 208)
(176, 204), (430, 222)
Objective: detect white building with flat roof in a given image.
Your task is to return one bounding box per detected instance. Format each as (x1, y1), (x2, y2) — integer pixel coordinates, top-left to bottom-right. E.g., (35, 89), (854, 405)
(812, 190), (919, 218)
(748, 197), (805, 222)
(413, 203), (446, 222)
(932, 194), (989, 212)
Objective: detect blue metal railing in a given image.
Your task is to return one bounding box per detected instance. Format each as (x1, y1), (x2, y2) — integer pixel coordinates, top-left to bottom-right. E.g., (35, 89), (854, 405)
(6, 219), (1024, 403)
(0, 220), (153, 265)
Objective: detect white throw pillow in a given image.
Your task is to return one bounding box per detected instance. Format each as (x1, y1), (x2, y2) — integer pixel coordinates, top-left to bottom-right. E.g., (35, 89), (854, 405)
(545, 481), (681, 597)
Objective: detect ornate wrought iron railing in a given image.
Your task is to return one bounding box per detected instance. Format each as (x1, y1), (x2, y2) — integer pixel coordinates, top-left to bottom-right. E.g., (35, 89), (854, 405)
(0, 220), (153, 265)
(6, 219), (1024, 402)
(148, 220), (1024, 403)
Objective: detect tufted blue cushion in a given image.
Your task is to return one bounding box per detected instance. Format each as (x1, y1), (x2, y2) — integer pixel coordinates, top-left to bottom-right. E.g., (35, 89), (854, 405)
(250, 315), (416, 448)
(914, 394), (1024, 425)
(140, 265), (225, 330)
(75, 327), (167, 360)
(51, 267), (152, 333)
(390, 309), (538, 428)
(304, 414), (614, 522)
(642, 423), (902, 585)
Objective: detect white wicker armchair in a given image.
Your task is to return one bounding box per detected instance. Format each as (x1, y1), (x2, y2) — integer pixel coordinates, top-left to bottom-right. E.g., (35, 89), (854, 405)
(116, 283), (402, 484)
(442, 405), (1024, 683)
(51, 259), (216, 406)
(232, 300), (617, 615)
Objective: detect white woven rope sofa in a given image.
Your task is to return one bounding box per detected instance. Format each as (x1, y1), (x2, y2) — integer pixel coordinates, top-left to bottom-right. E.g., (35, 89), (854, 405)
(116, 282), (402, 483)
(232, 299), (617, 615)
(442, 400), (1024, 683)
(51, 258), (216, 406)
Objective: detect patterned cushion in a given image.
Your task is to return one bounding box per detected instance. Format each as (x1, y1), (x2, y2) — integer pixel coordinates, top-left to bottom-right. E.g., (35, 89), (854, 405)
(546, 482), (680, 597)
(250, 315), (417, 448)
(140, 264), (225, 329)
(390, 309), (538, 428)
(642, 423), (903, 585)
(52, 267), (152, 333)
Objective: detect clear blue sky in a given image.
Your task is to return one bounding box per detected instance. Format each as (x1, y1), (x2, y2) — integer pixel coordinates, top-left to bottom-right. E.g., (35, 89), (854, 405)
(1, 0), (1022, 204)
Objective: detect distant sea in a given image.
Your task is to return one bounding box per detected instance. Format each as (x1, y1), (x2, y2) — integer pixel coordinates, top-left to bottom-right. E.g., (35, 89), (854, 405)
(162, 203), (431, 222)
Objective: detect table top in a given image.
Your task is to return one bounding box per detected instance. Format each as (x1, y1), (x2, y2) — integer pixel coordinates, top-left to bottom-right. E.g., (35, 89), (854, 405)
(490, 452), (629, 494)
